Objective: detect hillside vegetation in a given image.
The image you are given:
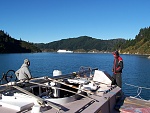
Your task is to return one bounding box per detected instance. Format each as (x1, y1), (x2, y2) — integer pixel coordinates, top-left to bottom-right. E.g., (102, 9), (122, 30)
(35, 36), (125, 52)
(0, 30), (41, 53)
(1, 26), (150, 54)
(121, 27), (150, 54)
(35, 26), (150, 54)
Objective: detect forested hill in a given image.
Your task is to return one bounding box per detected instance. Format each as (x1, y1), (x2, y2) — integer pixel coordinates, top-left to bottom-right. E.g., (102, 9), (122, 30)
(0, 30), (41, 53)
(35, 26), (150, 54)
(35, 36), (126, 52)
(121, 27), (150, 54)
(1, 26), (150, 54)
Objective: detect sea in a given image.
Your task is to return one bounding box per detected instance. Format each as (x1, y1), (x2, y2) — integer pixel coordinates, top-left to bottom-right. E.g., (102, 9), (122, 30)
(0, 53), (150, 100)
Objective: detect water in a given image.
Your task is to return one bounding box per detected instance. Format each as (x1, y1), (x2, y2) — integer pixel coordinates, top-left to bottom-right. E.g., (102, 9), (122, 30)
(0, 53), (150, 100)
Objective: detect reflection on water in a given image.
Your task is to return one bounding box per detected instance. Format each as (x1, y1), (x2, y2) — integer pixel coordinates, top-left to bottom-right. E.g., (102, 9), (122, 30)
(0, 53), (150, 100)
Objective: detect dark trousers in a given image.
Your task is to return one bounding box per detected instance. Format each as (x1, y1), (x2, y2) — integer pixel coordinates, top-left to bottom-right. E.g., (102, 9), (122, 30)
(112, 73), (122, 88)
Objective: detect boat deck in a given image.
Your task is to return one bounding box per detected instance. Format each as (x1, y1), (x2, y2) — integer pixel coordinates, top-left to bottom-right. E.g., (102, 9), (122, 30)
(0, 84), (121, 113)
(1, 96), (149, 113)
(0, 69), (149, 113)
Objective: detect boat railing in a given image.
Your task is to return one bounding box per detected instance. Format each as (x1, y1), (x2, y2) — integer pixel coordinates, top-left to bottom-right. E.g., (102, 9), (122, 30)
(125, 83), (150, 101)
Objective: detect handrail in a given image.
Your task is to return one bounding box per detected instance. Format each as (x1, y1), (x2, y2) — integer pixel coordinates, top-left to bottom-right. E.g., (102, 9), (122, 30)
(125, 83), (150, 100)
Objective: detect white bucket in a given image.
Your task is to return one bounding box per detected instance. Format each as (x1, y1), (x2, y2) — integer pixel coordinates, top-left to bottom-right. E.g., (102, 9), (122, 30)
(31, 105), (42, 113)
(53, 70), (62, 76)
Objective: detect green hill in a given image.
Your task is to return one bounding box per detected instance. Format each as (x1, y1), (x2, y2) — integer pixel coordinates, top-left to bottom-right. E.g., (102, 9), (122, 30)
(121, 27), (150, 54)
(35, 26), (150, 54)
(35, 36), (126, 52)
(0, 30), (41, 53)
(1, 26), (150, 54)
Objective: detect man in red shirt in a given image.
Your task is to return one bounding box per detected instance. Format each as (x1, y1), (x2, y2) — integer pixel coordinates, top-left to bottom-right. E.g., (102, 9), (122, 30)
(112, 51), (123, 88)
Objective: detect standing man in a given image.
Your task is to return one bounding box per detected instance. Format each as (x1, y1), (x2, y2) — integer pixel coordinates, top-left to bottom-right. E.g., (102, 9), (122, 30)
(15, 59), (32, 82)
(112, 51), (123, 88)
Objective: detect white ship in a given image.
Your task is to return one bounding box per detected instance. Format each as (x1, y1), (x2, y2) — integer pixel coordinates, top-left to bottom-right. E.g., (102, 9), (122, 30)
(57, 49), (73, 53)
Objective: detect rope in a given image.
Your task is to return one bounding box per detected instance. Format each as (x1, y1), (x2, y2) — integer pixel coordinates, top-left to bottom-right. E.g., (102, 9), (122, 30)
(125, 83), (150, 100)
(125, 83), (150, 90)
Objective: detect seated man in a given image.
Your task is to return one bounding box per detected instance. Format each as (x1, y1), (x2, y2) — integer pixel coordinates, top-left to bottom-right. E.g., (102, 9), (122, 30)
(15, 59), (32, 82)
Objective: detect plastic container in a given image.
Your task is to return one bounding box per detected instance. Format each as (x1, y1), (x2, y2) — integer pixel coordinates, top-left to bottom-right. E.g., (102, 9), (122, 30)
(53, 70), (62, 76)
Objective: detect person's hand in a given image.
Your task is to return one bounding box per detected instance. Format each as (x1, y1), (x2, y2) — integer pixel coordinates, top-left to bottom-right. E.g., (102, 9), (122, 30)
(112, 69), (114, 72)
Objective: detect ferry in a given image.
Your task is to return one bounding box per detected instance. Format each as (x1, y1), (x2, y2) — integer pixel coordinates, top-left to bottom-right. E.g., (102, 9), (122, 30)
(57, 49), (73, 53)
(0, 67), (149, 113)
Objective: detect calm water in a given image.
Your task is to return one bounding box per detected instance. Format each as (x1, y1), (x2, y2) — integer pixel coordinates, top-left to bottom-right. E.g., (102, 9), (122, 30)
(0, 53), (150, 100)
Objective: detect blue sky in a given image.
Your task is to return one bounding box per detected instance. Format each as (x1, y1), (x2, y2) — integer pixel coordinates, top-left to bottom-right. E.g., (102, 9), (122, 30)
(0, 0), (150, 43)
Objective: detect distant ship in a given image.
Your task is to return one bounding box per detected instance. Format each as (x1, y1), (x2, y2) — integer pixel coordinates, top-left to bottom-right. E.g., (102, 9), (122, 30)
(57, 49), (73, 53)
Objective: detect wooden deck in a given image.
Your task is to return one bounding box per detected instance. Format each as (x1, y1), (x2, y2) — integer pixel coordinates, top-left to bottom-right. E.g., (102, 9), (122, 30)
(119, 97), (150, 113)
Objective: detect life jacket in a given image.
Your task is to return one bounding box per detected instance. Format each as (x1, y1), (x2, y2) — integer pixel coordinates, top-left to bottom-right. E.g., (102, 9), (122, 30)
(113, 56), (123, 73)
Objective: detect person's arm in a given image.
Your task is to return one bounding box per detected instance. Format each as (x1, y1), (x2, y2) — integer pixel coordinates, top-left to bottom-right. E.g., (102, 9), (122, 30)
(24, 67), (32, 79)
(116, 61), (123, 72)
(112, 60), (114, 71)
(15, 69), (20, 79)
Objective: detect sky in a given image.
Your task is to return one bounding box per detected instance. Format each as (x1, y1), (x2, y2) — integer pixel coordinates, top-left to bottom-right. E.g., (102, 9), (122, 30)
(0, 0), (150, 43)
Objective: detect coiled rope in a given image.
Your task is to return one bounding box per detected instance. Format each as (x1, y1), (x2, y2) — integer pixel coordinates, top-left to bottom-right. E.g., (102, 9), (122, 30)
(125, 83), (150, 100)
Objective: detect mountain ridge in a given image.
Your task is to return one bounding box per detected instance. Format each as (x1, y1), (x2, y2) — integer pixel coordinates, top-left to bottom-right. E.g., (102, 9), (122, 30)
(1, 26), (150, 54)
